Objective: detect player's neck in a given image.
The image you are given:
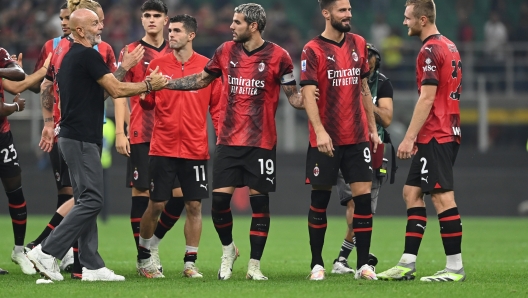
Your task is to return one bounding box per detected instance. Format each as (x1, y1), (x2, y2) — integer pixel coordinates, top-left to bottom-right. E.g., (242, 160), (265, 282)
(321, 27), (345, 44)
(173, 46), (193, 63)
(419, 24), (440, 42)
(241, 36), (265, 53)
(73, 36), (92, 48)
(142, 32), (164, 48)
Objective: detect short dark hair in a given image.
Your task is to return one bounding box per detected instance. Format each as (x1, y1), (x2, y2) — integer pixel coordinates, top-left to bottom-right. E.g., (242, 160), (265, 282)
(405, 0), (436, 24)
(319, 0), (338, 10)
(60, 2), (68, 9)
(141, 0), (168, 15)
(169, 14), (197, 34)
(234, 3), (266, 33)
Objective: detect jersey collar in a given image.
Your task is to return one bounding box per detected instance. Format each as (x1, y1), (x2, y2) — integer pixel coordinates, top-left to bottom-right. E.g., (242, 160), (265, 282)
(139, 39), (167, 52)
(318, 34), (346, 48)
(422, 34), (442, 44)
(242, 41), (269, 56)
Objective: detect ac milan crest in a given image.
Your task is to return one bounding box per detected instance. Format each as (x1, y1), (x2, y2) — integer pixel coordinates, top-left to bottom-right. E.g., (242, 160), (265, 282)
(313, 164), (320, 177)
(133, 169), (139, 180)
(258, 62), (265, 72)
(352, 51), (358, 62)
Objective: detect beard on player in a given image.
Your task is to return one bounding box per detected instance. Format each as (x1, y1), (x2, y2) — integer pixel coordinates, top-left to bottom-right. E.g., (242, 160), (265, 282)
(233, 28), (252, 43)
(330, 15), (351, 33)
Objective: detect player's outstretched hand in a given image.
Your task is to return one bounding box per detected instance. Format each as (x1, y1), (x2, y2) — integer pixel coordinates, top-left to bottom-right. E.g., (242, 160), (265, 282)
(397, 137), (417, 159)
(13, 94), (25, 111)
(316, 129), (334, 157)
(39, 126), (54, 153)
(148, 66), (168, 91)
(121, 45), (145, 71)
(11, 53), (23, 68)
(370, 132), (382, 153)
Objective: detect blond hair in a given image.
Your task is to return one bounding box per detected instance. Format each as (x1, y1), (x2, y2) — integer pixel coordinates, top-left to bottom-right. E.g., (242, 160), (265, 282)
(405, 0), (436, 24)
(67, 0), (101, 14)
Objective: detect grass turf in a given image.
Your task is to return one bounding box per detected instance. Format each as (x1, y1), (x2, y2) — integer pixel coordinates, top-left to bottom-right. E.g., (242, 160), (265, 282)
(0, 215), (527, 297)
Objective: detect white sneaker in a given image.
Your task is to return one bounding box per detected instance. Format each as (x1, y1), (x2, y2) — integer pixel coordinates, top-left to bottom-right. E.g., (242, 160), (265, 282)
(59, 248), (74, 272)
(183, 262), (203, 278)
(82, 267), (125, 281)
(331, 258), (355, 274)
(246, 259), (268, 280)
(11, 248), (36, 275)
(26, 244), (63, 281)
(309, 264), (325, 281)
(217, 242), (239, 280)
(355, 264), (377, 280)
(136, 257), (164, 278)
(150, 246), (163, 273)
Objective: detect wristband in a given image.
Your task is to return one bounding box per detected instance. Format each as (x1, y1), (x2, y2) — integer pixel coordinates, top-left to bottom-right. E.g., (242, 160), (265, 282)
(14, 102), (20, 112)
(144, 81), (152, 94)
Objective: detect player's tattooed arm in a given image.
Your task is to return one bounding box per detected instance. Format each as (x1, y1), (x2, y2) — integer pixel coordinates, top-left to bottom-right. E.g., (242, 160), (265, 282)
(282, 85), (304, 110)
(41, 81), (54, 117)
(166, 71), (215, 90)
(103, 66), (128, 100)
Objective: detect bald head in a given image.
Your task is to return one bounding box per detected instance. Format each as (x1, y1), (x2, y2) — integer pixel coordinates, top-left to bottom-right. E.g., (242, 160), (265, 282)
(69, 8), (102, 47)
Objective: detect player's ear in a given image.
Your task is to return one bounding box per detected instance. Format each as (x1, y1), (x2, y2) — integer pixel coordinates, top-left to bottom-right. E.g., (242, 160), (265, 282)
(188, 32), (196, 41)
(163, 15), (168, 26)
(322, 9), (330, 20)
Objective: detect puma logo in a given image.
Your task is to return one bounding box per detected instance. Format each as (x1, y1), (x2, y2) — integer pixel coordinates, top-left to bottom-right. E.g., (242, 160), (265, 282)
(416, 224), (426, 230)
(144, 62), (149, 65)
(369, 166), (373, 172)
(230, 61), (238, 67)
(421, 176), (429, 184)
(327, 55), (335, 62)
(266, 177), (275, 184)
(425, 47), (432, 52)
(200, 184), (208, 190)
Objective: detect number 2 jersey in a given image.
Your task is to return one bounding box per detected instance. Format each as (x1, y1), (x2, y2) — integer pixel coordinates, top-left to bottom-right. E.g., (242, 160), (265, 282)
(300, 33), (371, 147)
(0, 48), (17, 133)
(415, 34), (462, 144)
(204, 41), (296, 150)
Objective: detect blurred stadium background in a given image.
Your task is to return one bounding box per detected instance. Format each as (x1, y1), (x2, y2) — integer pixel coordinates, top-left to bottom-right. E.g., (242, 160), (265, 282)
(1, 0), (527, 217)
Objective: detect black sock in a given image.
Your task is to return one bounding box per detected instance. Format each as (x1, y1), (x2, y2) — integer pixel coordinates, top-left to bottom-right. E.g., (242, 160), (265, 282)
(249, 194), (270, 261)
(352, 193), (373, 269)
(403, 207), (427, 256)
(337, 237), (355, 260)
(57, 194), (71, 209)
(72, 241), (82, 275)
(438, 207), (462, 256)
(131, 196), (149, 251)
(154, 197), (185, 240)
(211, 192), (233, 246)
(308, 190), (331, 268)
(137, 246), (151, 260)
(7, 188), (27, 246)
(33, 212), (64, 245)
(183, 252), (198, 263)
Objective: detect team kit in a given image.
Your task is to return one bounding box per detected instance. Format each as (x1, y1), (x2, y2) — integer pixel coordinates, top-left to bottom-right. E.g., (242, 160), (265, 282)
(0, 0), (465, 283)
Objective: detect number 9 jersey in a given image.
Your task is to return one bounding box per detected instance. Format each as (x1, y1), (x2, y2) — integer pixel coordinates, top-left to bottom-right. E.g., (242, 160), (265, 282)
(416, 34), (462, 145)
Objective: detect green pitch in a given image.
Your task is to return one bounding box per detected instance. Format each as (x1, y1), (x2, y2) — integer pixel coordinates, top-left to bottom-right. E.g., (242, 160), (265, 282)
(0, 216), (527, 297)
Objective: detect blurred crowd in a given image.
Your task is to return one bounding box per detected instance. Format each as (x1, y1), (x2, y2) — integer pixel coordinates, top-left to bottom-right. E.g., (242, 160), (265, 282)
(1, 0), (527, 89)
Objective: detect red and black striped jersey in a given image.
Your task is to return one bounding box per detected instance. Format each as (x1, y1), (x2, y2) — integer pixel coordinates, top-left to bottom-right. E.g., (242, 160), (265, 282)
(46, 37), (116, 133)
(118, 40), (171, 145)
(33, 39), (55, 73)
(205, 41), (295, 150)
(415, 34), (462, 144)
(301, 33), (370, 147)
(0, 48), (17, 133)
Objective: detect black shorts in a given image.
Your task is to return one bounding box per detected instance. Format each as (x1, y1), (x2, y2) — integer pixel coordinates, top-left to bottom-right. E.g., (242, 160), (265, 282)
(149, 156), (209, 202)
(213, 145), (277, 194)
(405, 139), (459, 194)
(49, 144), (71, 190)
(126, 143), (181, 190)
(0, 131), (21, 179)
(305, 142), (372, 186)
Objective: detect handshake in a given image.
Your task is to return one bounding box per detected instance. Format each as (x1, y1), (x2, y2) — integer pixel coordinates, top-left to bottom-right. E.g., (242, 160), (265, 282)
(143, 66), (168, 93)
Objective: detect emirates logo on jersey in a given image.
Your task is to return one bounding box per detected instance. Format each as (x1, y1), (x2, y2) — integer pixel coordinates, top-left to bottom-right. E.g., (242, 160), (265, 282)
(228, 75), (265, 96)
(327, 68), (360, 87)
(258, 62), (265, 72)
